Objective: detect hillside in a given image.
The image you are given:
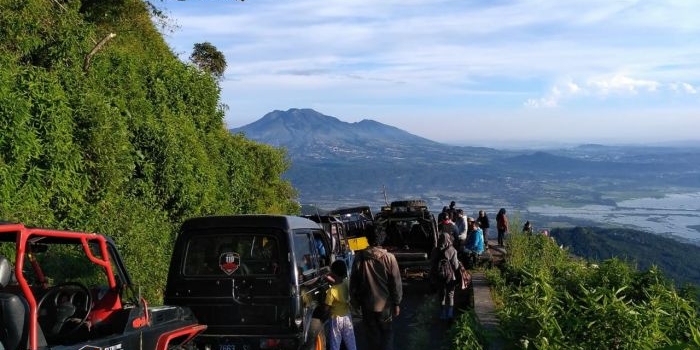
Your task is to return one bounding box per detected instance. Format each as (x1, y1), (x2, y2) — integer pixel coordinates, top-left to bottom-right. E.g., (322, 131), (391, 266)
(551, 227), (700, 286)
(483, 233), (700, 349)
(0, 0), (297, 302)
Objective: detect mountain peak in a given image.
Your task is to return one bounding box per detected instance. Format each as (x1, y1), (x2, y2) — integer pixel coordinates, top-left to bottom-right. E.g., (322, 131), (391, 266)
(230, 108), (442, 159)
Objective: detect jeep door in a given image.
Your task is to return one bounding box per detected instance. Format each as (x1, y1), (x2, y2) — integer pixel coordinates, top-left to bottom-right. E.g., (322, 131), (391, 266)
(167, 230), (293, 338)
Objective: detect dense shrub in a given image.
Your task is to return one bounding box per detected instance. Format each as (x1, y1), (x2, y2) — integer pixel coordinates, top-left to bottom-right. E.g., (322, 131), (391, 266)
(0, 0), (298, 302)
(493, 232), (700, 349)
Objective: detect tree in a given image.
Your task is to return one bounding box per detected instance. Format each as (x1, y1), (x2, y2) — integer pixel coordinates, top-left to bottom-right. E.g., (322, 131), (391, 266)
(190, 42), (227, 79)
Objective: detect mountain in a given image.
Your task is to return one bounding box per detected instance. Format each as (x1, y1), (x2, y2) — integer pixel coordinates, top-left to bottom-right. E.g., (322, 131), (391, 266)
(230, 109), (700, 218)
(231, 108), (453, 161)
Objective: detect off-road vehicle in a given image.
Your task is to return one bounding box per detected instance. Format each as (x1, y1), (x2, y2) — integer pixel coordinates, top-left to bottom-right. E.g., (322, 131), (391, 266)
(165, 215), (333, 350)
(328, 206), (374, 251)
(0, 222), (205, 350)
(301, 214), (354, 273)
(372, 200), (439, 268)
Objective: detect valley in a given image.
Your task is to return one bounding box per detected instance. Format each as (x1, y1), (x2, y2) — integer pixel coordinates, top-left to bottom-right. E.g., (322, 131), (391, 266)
(233, 108), (700, 245)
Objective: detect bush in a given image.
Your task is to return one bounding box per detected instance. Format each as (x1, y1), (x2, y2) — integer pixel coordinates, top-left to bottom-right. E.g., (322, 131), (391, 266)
(491, 232), (700, 349)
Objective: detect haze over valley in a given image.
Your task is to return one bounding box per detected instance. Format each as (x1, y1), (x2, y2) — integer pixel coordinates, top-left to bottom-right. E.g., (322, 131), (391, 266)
(233, 108), (700, 245)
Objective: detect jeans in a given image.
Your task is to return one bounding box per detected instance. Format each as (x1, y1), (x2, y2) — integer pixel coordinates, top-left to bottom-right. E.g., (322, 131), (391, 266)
(438, 280), (456, 307)
(497, 228), (506, 246)
(361, 305), (394, 350)
(330, 314), (357, 350)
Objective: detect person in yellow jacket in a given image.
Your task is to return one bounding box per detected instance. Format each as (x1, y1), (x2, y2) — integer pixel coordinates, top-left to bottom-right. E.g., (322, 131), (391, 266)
(325, 260), (357, 350)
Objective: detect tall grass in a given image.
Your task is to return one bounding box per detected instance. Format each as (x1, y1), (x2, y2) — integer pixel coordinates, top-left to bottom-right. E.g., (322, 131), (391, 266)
(491, 231), (700, 349)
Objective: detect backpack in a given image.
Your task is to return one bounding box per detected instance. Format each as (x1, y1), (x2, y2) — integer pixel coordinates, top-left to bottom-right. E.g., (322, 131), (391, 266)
(436, 249), (455, 282)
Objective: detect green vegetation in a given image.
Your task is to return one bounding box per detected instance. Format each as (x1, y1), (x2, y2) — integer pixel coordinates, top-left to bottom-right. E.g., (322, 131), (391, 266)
(0, 0), (298, 303)
(551, 227), (700, 286)
(445, 310), (487, 350)
(485, 232), (700, 349)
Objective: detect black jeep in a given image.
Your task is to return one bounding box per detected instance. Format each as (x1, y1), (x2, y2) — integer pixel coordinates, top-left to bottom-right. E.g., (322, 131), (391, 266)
(164, 215), (333, 350)
(372, 200), (439, 268)
(0, 222), (205, 350)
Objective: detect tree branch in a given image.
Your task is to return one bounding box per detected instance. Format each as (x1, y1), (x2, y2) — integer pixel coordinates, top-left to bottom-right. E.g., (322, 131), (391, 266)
(83, 33), (116, 72)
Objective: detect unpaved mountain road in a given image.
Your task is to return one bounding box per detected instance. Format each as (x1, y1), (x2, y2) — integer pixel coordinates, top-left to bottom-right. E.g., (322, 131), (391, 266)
(351, 241), (504, 350)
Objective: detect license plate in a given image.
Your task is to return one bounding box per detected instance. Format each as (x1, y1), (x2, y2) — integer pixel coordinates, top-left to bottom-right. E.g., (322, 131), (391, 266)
(219, 344), (251, 350)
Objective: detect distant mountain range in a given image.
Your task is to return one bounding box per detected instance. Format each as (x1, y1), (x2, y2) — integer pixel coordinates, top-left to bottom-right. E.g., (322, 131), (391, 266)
(231, 108), (488, 161)
(231, 109), (700, 217)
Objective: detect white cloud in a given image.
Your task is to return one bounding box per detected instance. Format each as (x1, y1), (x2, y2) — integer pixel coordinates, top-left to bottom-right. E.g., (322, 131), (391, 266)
(160, 0), (700, 143)
(588, 74), (660, 95)
(670, 82), (698, 94)
(524, 74), (700, 108)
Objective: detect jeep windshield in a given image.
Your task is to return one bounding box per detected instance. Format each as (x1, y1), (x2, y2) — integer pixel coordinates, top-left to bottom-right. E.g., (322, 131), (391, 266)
(183, 233), (281, 276)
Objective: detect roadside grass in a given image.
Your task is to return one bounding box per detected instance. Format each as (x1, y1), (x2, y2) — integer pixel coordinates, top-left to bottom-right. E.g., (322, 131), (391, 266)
(487, 230), (700, 349)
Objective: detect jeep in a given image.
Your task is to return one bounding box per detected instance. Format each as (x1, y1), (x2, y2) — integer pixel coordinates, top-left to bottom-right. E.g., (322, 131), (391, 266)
(301, 214), (354, 276)
(327, 206), (374, 252)
(372, 200), (439, 268)
(0, 222), (205, 350)
(164, 215), (333, 350)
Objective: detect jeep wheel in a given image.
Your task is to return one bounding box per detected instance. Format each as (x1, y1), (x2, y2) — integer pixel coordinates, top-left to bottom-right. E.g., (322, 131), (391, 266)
(302, 318), (326, 350)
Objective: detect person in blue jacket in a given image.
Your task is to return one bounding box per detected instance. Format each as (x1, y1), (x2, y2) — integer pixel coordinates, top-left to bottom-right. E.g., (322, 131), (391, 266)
(463, 220), (484, 255)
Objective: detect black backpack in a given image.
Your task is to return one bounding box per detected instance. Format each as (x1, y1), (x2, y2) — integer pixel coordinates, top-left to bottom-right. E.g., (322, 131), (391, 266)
(436, 249), (455, 282)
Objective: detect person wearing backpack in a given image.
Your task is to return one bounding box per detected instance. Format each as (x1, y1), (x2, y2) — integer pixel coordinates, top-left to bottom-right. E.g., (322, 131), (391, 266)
(430, 232), (460, 321)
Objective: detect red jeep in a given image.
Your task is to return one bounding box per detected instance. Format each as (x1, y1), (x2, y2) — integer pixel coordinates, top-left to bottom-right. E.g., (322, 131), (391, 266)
(0, 222), (206, 350)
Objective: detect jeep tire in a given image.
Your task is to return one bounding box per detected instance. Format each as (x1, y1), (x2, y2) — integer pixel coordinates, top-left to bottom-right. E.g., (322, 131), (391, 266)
(302, 318), (326, 350)
(391, 200), (428, 209)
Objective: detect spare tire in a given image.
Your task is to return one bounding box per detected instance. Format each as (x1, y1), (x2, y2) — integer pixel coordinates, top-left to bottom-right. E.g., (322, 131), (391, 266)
(391, 200), (428, 209)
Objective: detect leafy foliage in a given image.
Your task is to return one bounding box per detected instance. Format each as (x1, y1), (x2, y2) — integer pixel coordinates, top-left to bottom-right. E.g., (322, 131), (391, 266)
(190, 42), (227, 79)
(0, 0), (298, 303)
(445, 310), (487, 350)
(490, 232), (700, 349)
(551, 227), (700, 286)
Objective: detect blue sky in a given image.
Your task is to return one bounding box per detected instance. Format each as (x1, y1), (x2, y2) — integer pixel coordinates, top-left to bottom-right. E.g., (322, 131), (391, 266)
(157, 0), (700, 147)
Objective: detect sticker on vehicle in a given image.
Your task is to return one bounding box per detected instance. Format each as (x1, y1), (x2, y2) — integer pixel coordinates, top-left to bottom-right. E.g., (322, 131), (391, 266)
(219, 251), (240, 275)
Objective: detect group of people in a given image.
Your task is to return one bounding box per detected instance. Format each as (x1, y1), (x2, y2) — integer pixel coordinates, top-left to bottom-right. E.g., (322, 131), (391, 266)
(322, 203), (513, 349)
(437, 202), (510, 252)
(429, 203), (511, 321)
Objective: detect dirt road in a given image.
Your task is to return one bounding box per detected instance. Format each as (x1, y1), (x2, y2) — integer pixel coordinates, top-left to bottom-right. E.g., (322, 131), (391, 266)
(351, 242), (502, 350)
(351, 267), (472, 350)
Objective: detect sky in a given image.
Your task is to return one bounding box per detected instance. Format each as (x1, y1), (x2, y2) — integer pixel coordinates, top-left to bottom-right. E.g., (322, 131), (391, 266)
(156, 0), (700, 147)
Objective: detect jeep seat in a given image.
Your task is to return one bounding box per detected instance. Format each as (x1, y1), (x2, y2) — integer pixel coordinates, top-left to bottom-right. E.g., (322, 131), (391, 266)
(1, 255), (26, 350)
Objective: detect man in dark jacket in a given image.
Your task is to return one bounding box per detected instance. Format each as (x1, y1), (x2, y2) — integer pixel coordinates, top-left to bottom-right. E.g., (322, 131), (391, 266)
(350, 228), (403, 350)
(477, 210), (490, 248)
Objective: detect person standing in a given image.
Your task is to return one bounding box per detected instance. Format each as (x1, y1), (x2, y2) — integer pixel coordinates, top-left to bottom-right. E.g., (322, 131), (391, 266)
(430, 232), (460, 321)
(453, 209), (468, 249)
(496, 208), (508, 247)
(350, 230), (403, 350)
(438, 213), (458, 244)
(477, 210), (490, 248)
(325, 260), (357, 350)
